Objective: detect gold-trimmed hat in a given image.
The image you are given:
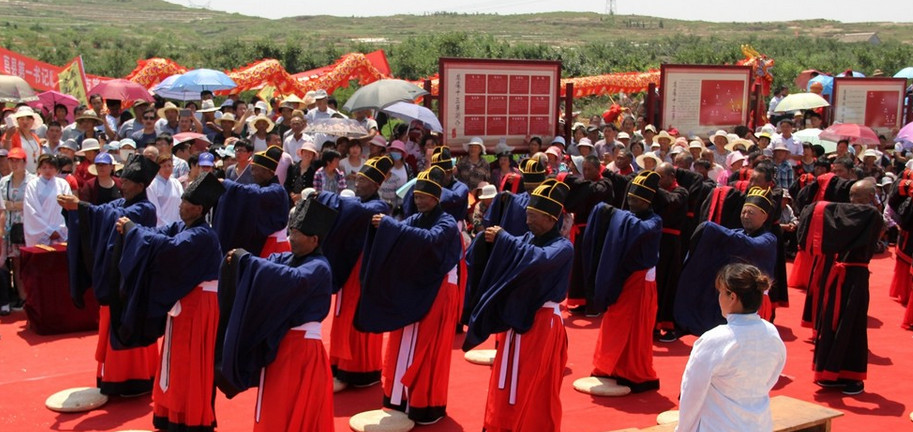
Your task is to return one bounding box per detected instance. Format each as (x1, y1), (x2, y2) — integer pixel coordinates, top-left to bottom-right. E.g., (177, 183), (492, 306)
(527, 178), (570, 220)
(251, 145), (283, 172)
(430, 146), (454, 170)
(358, 155), (394, 185)
(744, 186), (774, 214)
(414, 166), (445, 199)
(628, 170), (660, 203)
(519, 158), (547, 185)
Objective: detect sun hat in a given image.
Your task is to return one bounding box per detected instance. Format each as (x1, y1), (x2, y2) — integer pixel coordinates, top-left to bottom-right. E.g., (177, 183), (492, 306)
(465, 136), (486, 154)
(76, 139), (101, 156)
(157, 101), (180, 118)
(197, 99), (219, 113)
(11, 106), (43, 129)
(478, 184), (497, 200)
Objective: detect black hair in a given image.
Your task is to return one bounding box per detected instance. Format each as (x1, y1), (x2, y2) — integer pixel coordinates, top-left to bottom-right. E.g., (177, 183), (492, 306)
(47, 120), (62, 129)
(834, 157), (855, 171)
(715, 263), (769, 313)
(321, 149), (342, 165)
(234, 139), (255, 152)
(156, 133), (173, 146)
(753, 161), (775, 183)
(187, 154), (200, 168)
(583, 155), (601, 169)
(53, 104), (68, 114)
(37, 154), (59, 170)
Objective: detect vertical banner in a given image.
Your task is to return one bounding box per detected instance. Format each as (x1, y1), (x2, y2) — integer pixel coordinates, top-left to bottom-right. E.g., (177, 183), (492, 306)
(660, 64), (752, 137)
(439, 58), (561, 152)
(57, 56), (89, 104)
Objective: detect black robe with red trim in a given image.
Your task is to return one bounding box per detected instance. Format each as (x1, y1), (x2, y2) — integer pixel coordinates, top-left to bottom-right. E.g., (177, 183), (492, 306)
(794, 173), (853, 215)
(653, 184), (689, 329)
(798, 202), (881, 382)
(563, 175), (614, 306)
(675, 169), (715, 254)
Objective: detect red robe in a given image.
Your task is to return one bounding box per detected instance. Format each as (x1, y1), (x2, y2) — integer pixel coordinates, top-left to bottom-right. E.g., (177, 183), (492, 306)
(95, 306), (158, 395)
(329, 257), (384, 386)
(593, 269), (660, 392)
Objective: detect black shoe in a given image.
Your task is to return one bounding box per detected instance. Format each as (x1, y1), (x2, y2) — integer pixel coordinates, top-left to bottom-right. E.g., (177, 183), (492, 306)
(568, 305), (587, 315)
(658, 330), (678, 343)
(814, 380), (844, 388)
(10, 299), (24, 311)
(842, 381), (864, 395)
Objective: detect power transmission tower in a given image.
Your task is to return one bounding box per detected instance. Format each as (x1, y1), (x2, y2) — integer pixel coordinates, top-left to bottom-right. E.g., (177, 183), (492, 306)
(605, 0), (617, 15)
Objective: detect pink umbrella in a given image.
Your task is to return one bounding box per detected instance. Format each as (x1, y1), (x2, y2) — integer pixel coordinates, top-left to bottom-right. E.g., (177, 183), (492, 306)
(88, 79), (153, 102)
(173, 132), (211, 150)
(819, 123), (880, 146)
(28, 90), (79, 123)
(894, 121), (913, 149)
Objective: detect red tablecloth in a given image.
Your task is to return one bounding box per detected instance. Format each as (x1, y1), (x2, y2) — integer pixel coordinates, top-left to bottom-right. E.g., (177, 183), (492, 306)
(20, 243), (99, 335)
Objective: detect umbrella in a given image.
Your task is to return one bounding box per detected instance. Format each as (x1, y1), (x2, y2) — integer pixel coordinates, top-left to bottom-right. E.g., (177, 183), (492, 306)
(792, 128), (838, 153)
(343, 79), (429, 112)
(304, 118), (369, 138)
(381, 102), (443, 132)
(836, 71), (866, 78)
(894, 121), (913, 150)
(166, 68), (236, 94)
(819, 123), (879, 146)
(794, 69), (824, 91)
(151, 74), (197, 101)
(807, 75), (834, 96)
(0, 75), (38, 103)
(28, 90), (79, 123)
(773, 93), (830, 112)
(89, 79), (153, 102)
(173, 132), (211, 148)
(895, 67), (913, 79)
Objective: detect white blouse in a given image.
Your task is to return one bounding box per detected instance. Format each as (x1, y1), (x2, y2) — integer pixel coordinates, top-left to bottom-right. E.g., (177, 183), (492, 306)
(677, 313), (786, 432)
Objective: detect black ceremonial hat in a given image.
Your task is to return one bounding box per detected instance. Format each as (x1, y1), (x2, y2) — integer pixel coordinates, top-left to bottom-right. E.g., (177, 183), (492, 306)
(430, 146), (454, 170)
(527, 178), (570, 220)
(181, 172), (225, 210)
(627, 170), (660, 203)
(290, 195), (338, 238)
(251, 145), (283, 172)
(744, 186), (774, 215)
(121, 154), (160, 187)
(414, 165), (445, 200)
(358, 155), (394, 185)
(519, 158), (547, 185)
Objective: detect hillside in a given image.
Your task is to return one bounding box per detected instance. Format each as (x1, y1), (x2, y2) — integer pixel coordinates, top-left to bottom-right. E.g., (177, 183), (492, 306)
(3, 0), (913, 48)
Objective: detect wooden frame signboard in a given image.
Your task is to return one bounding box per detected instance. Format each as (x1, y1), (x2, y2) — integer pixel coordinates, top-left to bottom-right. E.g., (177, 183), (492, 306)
(439, 58), (562, 152)
(660, 64), (752, 137)
(832, 77), (907, 136)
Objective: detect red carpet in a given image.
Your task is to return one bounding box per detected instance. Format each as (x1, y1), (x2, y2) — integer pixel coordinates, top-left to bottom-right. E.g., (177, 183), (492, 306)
(2, 250), (912, 431)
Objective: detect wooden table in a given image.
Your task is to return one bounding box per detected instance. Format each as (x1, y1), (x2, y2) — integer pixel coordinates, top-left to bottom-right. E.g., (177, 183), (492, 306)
(21, 243), (99, 335)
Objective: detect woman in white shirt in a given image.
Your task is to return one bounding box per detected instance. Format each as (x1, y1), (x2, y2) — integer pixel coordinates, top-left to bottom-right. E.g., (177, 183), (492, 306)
(339, 140), (365, 191)
(23, 154), (71, 246)
(145, 154), (184, 227)
(677, 263), (786, 432)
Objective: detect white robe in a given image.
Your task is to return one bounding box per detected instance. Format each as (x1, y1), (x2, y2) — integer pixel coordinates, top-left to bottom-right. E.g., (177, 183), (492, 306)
(23, 176), (71, 247)
(146, 174), (184, 227)
(677, 313), (786, 432)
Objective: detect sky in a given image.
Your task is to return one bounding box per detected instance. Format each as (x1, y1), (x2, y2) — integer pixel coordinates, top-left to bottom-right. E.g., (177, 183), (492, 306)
(166, 0), (913, 22)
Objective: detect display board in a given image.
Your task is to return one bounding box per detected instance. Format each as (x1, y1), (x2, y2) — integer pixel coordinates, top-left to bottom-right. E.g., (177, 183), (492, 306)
(660, 64), (752, 137)
(439, 58), (561, 152)
(832, 77), (907, 136)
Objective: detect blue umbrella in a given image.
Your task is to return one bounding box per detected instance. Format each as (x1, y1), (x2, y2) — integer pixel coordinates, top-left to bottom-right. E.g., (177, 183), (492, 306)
(807, 75), (834, 96)
(836, 71), (866, 78)
(895, 67), (913, 79)
(156, 68), (236, 99)
(151, 74), (196, 101)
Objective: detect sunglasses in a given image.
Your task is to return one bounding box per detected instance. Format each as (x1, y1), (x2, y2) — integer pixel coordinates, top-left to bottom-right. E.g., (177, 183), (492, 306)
(143, 116), (156, 120)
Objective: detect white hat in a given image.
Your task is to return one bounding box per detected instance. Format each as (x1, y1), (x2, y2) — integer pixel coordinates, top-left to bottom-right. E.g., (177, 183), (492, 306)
(76, 139), (101, 156)
(198, 99), (219, 113)
(577, 138), (594, 148)
(314, 89), (329, 100)
(253, 101), (269, 112)
(11, 106), (43, 130)
(617, 132), (631, 140)
(710, 130), (729, 143)
(340, 189), (356, 198)
(643, 124), (657, 133)
(670, 146), (685, 156)
(635, 152), (663, 170)
(688, 140), (705, 150)
(465, 136), (486, 154)
(478, 184), (497, 200)
(369, 135), (388, 148)
(726, 151), (747, 168)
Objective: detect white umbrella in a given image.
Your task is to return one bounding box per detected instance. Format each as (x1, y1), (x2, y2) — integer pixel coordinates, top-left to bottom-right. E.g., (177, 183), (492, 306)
(381, 102), (442, 132)
(0, 75), (38, 103)
(792, 128), (837, 153)
(773, 93), (830, 112)
(343, 79), (429, 112)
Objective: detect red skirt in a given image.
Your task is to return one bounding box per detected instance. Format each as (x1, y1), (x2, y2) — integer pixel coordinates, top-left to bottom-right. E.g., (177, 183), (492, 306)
(254, 327), (334, 432)
(758, 295), (773, 322)
(889, 251), (911, 305)
(788, 250), (812, 289)
(592, 269), (659, 392)
(259, 230), (291, 258)
(903, 298), (913, 330)
(95, 306), (158, 396)
(382, 278), (461, 423)
(329, 257), (384, 386)
(152, 286), (219, 431)
(484, 306), (567, 432)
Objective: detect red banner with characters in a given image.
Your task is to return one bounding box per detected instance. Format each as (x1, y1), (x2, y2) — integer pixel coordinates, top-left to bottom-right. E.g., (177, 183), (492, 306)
(0, 47), (110, 92)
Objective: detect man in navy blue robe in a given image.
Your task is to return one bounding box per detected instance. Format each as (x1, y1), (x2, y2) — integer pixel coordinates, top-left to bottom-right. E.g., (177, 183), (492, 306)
(482, 157), (548, 236)
(212, 144), (289, 256)
(675, 186), (778, 336)
(464, 178), (574, 431)
(402, 146), (469, 223)
(216, 195), (338, 430)
(58, 154), (160, 397)
(113, 172), (225, 432)
(317, 156), (393, 388)
(355, 165), (462, 424)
